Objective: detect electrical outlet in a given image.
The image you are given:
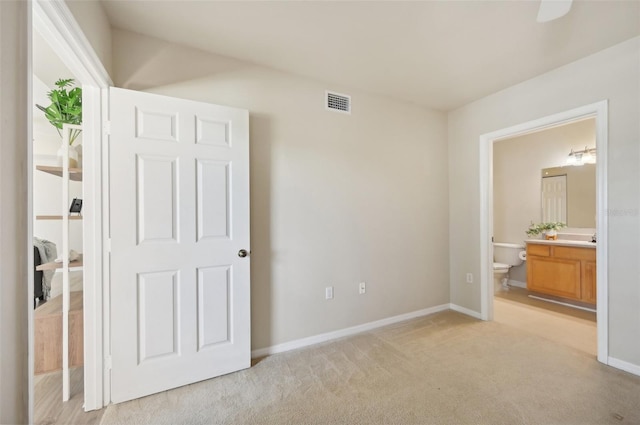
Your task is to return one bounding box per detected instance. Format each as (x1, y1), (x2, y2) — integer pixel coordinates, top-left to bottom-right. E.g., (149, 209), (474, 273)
(359, 282), (366, 295)
(325, 286), (334, 300)
(466, 273), (473, 284)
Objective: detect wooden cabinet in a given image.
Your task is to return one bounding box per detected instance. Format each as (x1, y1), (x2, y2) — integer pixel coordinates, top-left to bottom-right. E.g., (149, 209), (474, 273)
(582, 260), (597, 304)
(34, 292), (83, 374)
(527, 255), (581, 299)
(526, 243), (596, 305)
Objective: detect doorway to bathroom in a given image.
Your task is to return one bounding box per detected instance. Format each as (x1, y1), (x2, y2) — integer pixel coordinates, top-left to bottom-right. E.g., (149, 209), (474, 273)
(478, 101), (608, 364)
(491, 117), (597, 357)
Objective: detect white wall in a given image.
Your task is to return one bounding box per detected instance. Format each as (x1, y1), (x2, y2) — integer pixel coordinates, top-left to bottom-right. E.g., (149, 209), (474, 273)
(0, 1), (29, 423)
(449, 37), (640, 367)
(66, 0), (112, 76)
(112, 29), (450, 350)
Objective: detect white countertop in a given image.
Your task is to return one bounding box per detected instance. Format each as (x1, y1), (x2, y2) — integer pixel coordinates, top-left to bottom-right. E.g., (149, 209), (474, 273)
(526, 239), (596, 249)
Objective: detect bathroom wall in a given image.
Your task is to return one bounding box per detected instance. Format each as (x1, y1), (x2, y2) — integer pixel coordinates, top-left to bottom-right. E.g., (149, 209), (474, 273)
(493, 119), (596, 285)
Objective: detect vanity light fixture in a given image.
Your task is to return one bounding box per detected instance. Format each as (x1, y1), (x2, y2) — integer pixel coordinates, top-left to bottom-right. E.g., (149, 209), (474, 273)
(582, 148), (596, 164)
(566, 146), (596, 166)
(566, 149), (579, 165)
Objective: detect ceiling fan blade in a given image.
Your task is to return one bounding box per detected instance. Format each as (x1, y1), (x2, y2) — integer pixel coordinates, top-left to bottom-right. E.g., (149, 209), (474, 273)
(537, 0), (573, 23)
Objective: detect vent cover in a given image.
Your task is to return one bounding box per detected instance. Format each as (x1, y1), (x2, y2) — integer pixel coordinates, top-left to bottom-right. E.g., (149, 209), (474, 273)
(326, 91), (351, 114)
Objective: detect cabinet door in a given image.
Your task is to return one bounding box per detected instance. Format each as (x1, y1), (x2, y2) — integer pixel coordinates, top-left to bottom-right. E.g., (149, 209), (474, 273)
(582, 260), (597, 304)
(527, 256), (581, 300)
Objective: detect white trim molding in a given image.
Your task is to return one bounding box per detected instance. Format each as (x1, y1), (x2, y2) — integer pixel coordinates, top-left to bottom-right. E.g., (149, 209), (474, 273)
(32, 0), (112, 411)
(593, 101), (609, 366)
(251, 304), (450, 358)
(507, 280), (527, 289)
(449, 303), (482, 319)
(33, 0), (111, 89)
(608, 357), (640, 378)
(478, 100), (609, 365)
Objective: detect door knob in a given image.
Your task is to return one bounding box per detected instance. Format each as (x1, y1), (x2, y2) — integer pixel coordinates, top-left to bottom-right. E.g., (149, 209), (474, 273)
(238, 249), (249, 258)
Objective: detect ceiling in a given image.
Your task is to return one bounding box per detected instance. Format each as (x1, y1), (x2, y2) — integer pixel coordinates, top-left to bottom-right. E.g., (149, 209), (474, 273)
(101, 1), (640, 111)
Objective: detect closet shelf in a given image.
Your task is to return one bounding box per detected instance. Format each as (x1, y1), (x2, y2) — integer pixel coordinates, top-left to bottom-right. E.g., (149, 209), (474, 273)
(36, 215), (83, 220)
(36, 165), (83, 182)
(36, 254), (83, 271)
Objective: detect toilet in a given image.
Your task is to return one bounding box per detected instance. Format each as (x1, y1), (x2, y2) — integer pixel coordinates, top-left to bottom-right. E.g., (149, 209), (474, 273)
(493, 242), (525, 292)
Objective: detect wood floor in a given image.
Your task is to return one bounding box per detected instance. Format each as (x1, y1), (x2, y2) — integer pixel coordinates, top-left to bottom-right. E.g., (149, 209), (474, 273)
(34, 367), (104, 425)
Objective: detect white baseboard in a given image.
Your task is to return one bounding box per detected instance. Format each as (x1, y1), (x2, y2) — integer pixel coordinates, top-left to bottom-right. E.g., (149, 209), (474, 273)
(449, 303), (482, 319)
(608, 357), (640, 377)
(251, 303), (450, 358)
(508, 279), (527, 289)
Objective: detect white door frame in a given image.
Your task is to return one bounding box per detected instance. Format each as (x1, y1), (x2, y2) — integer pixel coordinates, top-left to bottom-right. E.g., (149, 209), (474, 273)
(479, 100), (608, 364)
(31, 0), (111, 414)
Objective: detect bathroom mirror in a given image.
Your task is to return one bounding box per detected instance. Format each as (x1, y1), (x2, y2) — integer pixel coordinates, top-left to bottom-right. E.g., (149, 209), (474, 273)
(541, 164), (595, 228)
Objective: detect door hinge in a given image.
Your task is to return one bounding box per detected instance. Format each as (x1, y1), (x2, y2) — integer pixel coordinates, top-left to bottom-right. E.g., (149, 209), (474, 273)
(106, 238), (111, 253)
(105, 355), (112, 370)
(104, 120), (111, 136)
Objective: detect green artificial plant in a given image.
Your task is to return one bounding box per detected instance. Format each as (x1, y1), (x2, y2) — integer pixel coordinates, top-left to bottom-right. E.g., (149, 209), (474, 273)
(36, 78), (82, 145)
(526, 221), (567, 237)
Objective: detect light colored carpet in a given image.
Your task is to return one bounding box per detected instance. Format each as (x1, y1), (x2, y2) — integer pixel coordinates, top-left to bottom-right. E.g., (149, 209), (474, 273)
(100, 310), (640, 425)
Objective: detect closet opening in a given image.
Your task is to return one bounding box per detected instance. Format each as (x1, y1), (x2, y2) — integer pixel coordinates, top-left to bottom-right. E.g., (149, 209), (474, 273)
(29, 1), (111, 421)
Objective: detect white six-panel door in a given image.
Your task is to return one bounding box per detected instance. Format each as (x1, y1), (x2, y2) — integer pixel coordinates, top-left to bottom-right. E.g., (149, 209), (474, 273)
(541, 175), (567, 223)
(109, 88), (250, 403)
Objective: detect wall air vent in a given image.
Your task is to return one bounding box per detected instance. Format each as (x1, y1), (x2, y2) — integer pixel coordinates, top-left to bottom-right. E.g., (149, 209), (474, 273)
(325, 91), (351, 114)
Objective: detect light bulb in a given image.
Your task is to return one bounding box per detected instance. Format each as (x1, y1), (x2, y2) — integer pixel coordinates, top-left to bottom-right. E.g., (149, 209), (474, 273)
(583, 151), (596, 164)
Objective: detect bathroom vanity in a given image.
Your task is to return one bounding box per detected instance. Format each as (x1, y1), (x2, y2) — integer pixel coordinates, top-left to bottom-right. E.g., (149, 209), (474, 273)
(526, 240), (596, 305)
